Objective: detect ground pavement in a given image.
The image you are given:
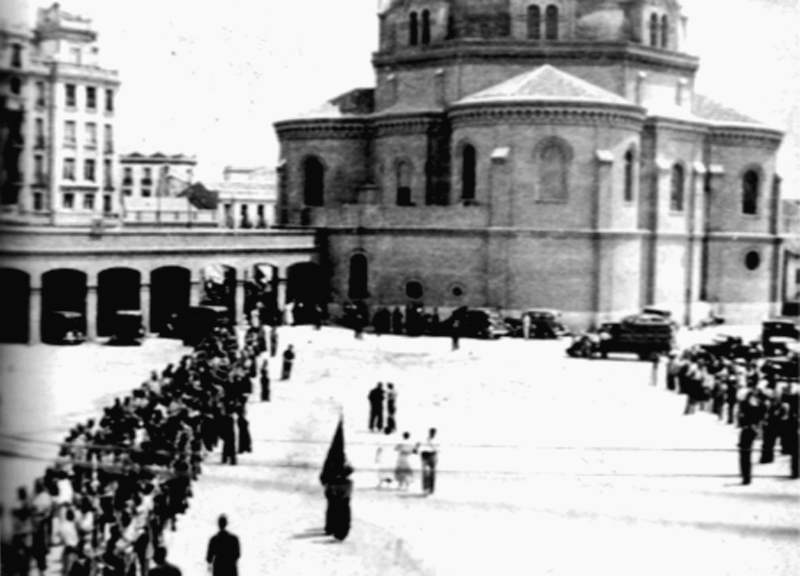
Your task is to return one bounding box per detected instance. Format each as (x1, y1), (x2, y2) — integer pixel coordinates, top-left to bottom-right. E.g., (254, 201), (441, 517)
(160, 326), (799, 576)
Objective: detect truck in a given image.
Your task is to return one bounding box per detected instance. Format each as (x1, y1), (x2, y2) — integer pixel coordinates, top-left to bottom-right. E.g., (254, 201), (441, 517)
(595, 312), (676, 360)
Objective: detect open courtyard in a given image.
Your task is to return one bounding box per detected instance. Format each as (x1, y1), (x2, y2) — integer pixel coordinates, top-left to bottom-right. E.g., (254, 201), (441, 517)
(1, 326), (798, 575)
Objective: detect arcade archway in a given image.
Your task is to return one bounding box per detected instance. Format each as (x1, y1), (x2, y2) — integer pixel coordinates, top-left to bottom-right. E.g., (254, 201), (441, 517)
(97, 267), (141, 337)
(150, 266), (191, 336)
(0, 268), (30, 343)
(41, 269), (87, 343)
(200, 264), (236, 323)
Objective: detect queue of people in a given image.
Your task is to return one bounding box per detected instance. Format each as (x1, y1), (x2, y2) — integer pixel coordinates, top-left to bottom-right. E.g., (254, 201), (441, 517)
(3, 323), (262, 576)
(665, 341), (799, 484)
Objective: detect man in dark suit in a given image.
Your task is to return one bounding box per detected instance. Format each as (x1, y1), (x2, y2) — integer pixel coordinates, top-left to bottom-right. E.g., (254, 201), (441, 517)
(206, 515), (241, 576)
(148, 546), (182, 575)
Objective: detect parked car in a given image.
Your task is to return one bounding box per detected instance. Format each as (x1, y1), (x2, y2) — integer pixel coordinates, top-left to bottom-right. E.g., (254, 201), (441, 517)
(108, 310), (144, 346)
(445, 307), (509, 339)
(595, 312), (676, 360)
(181, 305), (229, 346)
(47, 310), (85, 345)
(761, 318), (800, 356)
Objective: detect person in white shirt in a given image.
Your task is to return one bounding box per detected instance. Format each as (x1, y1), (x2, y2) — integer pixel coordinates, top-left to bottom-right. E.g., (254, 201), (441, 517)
(418, 428), (439, 496)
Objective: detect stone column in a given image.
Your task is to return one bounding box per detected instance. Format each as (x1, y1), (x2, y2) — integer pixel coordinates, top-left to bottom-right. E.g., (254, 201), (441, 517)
(235, 275), (247, 326)
(592, 150), (615, 324)
(140, 282), (151, 335)
(486, 147), (512, 309)
(191, 269), (204, 306)
(86, 284), (98, 341)
(29, 285), (42, 345)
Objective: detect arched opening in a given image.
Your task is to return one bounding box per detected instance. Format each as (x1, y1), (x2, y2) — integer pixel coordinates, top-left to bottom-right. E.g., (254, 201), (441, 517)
(461, 144), (477, 202)
(246, 263), (280, 324)
(538, 141), (570, 202)
(287, 262), (324, 311)
(649, 14), (659, 47)
(670, 163), (685, 212)
(348, 254), (369, 300)
(742, 170), (759, 215)
(421, 10), (431, 44)
(545, 5), (559, 40)
(624, 149), (635, 202)
(200, 264), (237, 323)
(41, 269), (87, 344)
(150, 266), (191, 337)
(527, 5), (542, 40)
(98, 267), (141, 337)
(303, 156), (325, 206)
(660, 15), (669, 48)
(396, 160), (413, 206)
(0, 268), (30, 343)
(409, 12), (419, 46)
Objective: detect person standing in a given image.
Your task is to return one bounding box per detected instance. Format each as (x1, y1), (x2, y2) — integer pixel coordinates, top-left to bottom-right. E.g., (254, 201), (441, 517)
(148, 547), (182, 576)
(269, 326), (278, 358)
(281, 345), (295, 380)
(375, 429), (396, 488)
(368, 383), (385, 432)
(237, 405), (252, 455)
(451, 318), (461, 351)
(738, 391), (763, 485)
(419, 428), (439, 495)
(260, 360), (271, 402)
(394, 432), (417, 490)
(221, 412), (237, 466)
(323, 464), (354, 541)
(522, 313), (531, 340)
(385, 383), (398, 434)
(206, 515), (240, 576)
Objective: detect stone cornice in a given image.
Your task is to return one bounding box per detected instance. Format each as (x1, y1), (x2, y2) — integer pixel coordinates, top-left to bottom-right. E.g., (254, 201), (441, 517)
(373, 41), (700, 75)
(707, 125), (783, 149)
(449, 101), (645, 130)
(373, 111), (445, 137)
(274, 118), (371, 141)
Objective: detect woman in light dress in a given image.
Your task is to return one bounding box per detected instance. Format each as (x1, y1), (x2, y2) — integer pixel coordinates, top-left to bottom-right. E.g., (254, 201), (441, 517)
(394, 432), (417, 490)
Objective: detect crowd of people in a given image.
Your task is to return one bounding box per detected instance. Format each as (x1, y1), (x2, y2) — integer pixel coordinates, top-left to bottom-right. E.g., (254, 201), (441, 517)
(3, 321), (267, 575)
(664, 338), (800, 483)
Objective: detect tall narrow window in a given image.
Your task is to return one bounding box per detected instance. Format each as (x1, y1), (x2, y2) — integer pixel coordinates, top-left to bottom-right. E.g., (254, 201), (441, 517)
(104, 159), (113, 189)
(538, 141), (570, 202)
(649, 14), (659, 47)
(86, 86), (96, 110)
(35, 118), (44, 148)
(105, 89), (114, 112)
(461, 145), (477, 202)
(396, 160), (413, 206)
(670, 163), (685, 212)
(624, 149), (635, 202)
(34, 155), (45, 185)
(66, 84), (76, 108)
(527, 6), (542, 40)
(409, 12), (419, 46)
(660, 15), (669, 48)
(35, 82), (45, 107)
(303, 156), (325, 206)
(85, 122), (97, 148)
(742, 170), (759, 215)
(11, 44), (22, 68)
(123, 167), (133, 185)
(84, 159), (96, 182)
(545, 5), (559, 40)
(421, 10), (431, 45)
(348, 253), (369, 299)
(104, 124), (113, 153)
(63, 158), (76, 181)
(64, 121), (76, 147)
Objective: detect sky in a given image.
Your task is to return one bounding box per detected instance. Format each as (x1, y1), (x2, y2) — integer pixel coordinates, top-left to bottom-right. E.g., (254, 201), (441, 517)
(5, 0), (799, 194)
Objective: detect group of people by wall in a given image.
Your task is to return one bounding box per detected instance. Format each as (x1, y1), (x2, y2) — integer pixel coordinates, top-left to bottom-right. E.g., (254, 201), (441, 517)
(665, 340), (799, 484)
(3, 323), (257, 575)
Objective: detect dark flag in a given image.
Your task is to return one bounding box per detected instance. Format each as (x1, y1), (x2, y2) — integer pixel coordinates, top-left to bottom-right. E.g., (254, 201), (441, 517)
(320, 417), (346, 486)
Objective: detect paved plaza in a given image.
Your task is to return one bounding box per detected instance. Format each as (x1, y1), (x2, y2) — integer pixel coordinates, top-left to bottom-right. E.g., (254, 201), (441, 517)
(1, 327), (798, 575)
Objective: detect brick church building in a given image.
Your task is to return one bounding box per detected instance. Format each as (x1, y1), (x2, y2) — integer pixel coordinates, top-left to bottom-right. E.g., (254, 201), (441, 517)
(274, 0), (785, 328)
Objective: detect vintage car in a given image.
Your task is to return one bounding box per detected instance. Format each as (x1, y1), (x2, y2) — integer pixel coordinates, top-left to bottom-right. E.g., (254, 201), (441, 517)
(761, 319), (800, 356)
(445, 307), (509, 339)
(594, 313), (676, 360)
(181, 305), (229, 346)
(47, 310), (85, 345)
(108, 310), (145, 346)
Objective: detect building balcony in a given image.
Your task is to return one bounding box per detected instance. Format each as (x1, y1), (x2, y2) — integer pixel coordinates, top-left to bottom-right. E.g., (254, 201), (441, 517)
(63, 140), (76, 149)
(104, 144), (114, 154)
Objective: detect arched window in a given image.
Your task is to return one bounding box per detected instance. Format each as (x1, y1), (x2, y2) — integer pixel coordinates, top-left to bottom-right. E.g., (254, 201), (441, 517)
(409, 12), (419, 46)
(660, 15), (669, 48)
(545, 5), (559, 40)
(348, 254), (369, 299)
(396, 160), (413, 206)
(670, 163), (685, 212)
(624, 149), (636, 203)
(421, 10), (431, 45)
(303, 156), (324, 206)
(461, 144), (477, 202)
(538, 140), (570, 202)
(742, 170), (759, 215)
(527, 5), (541, 40)
(649, 14), (659, 47)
